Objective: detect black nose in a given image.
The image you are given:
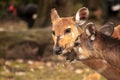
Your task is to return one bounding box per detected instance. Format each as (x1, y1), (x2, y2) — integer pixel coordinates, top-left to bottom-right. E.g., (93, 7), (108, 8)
(54, 47), (62, 55)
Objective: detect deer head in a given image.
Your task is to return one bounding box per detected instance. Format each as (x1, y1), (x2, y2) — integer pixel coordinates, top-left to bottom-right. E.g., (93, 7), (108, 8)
(74, 22), (114, 60)
(51, 7), (89, 55)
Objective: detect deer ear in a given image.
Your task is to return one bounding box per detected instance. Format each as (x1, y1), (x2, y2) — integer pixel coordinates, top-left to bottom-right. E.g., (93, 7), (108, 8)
(75, 7), (89, 26)
(51, 8), (60, 23)
(99, 22), (114, 36)
(85, 22), (96, 40)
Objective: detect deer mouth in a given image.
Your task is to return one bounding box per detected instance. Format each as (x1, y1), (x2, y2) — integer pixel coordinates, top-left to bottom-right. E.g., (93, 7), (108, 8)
(61, 47), (87, 62)
(60, 42), (81, 62)
(62, 49), (78, 62)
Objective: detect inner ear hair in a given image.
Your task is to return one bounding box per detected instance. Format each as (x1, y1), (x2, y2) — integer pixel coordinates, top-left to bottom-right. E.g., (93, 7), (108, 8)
(75, 7), (89, 26)
(99, 22), (114, 36)
(90, 35), (96, 40)
(85, 22), (96, 36)
(51, 8), (60, 23)
(85, 22), (96, 40)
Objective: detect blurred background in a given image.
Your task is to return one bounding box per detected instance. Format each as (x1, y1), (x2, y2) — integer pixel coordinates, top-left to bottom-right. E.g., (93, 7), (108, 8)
(0, 0), (119, 80)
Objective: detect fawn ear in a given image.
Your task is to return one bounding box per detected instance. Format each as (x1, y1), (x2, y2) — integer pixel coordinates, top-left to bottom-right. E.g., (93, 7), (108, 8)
(51, 8), (60, 23)
(75, 7), (89, 26)
(85, 22), (96, 40)
(99, 22), (114, 36)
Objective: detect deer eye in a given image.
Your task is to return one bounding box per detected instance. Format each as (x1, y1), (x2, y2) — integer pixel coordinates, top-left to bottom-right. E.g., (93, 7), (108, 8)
(65, 28), (71, 34)
(52, 31), (55, 35)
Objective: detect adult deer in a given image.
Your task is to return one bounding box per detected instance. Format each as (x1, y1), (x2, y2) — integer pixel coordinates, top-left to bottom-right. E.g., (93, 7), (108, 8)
(74, 22), (120, 80)
(51, 7), (120, 80)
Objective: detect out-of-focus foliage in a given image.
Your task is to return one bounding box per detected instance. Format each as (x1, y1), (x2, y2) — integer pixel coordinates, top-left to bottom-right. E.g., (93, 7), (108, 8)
(0, 0), (119, 27)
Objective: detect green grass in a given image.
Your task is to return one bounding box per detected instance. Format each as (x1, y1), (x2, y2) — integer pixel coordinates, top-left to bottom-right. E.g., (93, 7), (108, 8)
(0, 58), (106, 80)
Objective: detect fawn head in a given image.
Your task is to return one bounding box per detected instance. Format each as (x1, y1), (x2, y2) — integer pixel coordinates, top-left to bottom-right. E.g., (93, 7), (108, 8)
(51, 7), (89, 55)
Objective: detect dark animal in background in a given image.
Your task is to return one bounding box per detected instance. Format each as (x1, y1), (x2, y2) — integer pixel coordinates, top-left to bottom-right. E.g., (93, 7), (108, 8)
(106, 0), (120, 17)
(104, 0), (120, 24)
(9, 3), (38, 28)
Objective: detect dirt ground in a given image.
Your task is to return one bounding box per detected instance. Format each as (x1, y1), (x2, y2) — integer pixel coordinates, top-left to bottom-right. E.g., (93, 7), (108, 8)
(0, 56), (106, 80)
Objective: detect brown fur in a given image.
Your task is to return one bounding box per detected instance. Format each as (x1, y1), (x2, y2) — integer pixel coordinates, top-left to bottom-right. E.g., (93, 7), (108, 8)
(93, 32), (120, 68)
(52, 17), (82, 49)
(51, 8), (120, 80)
(82, 59), (120, 80)
(78, 30), (120, 80)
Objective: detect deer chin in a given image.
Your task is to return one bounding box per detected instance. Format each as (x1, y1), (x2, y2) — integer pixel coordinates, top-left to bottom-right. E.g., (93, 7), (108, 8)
(77, 47), (88, 60)
(73, 45), (90, 61)
(61, 43), (73, 55)
(62, 49), (69, 54)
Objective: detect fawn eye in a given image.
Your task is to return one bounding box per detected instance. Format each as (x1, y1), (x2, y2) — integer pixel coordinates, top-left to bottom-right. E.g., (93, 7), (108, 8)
(52, 31), (55, 35)
(65, 28), (71, 34)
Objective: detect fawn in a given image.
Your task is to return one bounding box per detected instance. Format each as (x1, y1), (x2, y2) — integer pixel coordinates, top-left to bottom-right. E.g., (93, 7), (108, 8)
(51, 7), (88, 55)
